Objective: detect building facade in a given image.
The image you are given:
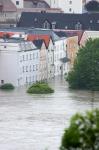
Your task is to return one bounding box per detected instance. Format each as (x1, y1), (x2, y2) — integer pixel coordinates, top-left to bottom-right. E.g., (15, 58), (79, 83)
(45, 0), (86, 13)
(0, 39), (40, 86)
(67, 36), (78, 69)
(11, 0), (24, 8)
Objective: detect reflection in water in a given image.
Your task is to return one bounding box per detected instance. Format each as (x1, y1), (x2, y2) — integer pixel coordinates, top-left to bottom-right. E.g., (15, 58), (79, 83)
(0, 76), (99, 150)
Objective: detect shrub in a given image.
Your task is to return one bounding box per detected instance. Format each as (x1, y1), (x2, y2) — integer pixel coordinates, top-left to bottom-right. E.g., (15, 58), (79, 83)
(0, 83), (15, 90)
(27, 82), (54, 94)
(60, 109), (99, 150)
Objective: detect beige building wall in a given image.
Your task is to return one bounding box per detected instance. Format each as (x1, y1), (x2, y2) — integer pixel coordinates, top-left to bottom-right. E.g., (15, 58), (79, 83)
(67, 36), (78, 69)
(39, 42), (47, 81)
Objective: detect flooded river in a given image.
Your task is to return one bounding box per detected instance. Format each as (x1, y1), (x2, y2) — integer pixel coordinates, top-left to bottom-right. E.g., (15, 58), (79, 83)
(0, 76), (99, 150)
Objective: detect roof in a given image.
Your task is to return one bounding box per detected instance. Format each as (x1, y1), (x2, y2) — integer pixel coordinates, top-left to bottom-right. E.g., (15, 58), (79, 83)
(24, 0), (50, 8)
(27, 28), (60, 41)
(18, 12), (99, 31)
(0, 0), (17, 12)
(33, 39), (44, 49)
(27, 34), (51, 48)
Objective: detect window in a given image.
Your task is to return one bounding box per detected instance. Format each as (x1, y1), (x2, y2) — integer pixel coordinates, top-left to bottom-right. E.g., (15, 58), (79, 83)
(36, 64), (38, 71)
(16, 1), (19, 5)
(90, 20), (93, 23)
(30, 54), (32, 60)
(33, 65), (35, 71)
(23, 55), (25, 61)
(26, 54), (28, 61)
(23, 66), (25, 73)
(69, 0), (72, 4)
(30, 65), (31, 72)
(33, 53), (35, 59)
(69, 8), (72, 12)
(75, 22), (82, 30)
(1, 80), (4, 84)
(43, 20), (51, 29)
(36, 53), (38, 59)
(26, 77), (28, 83)
(26, 66), (28, 72)
(52, 22), (56, 29)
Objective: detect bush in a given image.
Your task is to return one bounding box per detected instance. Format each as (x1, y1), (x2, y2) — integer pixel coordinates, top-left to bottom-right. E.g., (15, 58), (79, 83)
(0, 83), (15, 90)
(60, 109), (99, 150)
(27, 82), (54, 94)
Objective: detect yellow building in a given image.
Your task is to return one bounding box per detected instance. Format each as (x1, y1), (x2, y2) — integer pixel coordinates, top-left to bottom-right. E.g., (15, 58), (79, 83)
(67, 36), (78, 70)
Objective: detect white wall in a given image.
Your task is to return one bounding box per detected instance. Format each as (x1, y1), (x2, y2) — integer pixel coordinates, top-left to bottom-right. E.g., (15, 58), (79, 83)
(11, 0), (24, 9)
(0, 40), (40, 87)
(54, 38), (67, 76)
(45, 0), (85, 13)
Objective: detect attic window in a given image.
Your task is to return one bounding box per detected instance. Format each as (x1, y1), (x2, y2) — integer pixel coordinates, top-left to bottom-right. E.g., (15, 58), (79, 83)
(90, 20), (93, 23)
(34, 18), (37, 22)
(65, 26), (68, 29)
(52, 22), (56, 29)
(33, 1), (38, 6)
(43, 20), (51, 29)
(75, 22), (82, 30)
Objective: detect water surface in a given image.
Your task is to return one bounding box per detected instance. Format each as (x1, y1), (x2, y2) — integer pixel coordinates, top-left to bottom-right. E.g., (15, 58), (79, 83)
(0, 77), (99, 150)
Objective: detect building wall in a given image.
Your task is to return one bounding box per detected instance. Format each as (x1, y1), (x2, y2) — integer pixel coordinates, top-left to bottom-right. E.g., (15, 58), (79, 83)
(67, 36), (78, 69)
(39, 42), (47, 81)
(11, 0), (24, 8)
(80, 31), (99, 46)
(0, 40), (40, 86)
(54, 38), (68, 76)
(47, 39), (54, 79)
(45, 0), (85, 13)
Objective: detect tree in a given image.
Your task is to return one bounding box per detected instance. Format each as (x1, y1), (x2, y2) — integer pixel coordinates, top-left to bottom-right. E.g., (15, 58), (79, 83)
(60, 109), (99, 150)
(85, 0), (99, 11)
(67, 38), (99, 90)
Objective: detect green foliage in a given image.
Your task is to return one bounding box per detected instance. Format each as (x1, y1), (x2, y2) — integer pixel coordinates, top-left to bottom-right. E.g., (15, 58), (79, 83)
(27, 82), (54, 94)
(60, 109), (99, 150)
(0, 83), (15, 90)
(85, 0), (99, 11)
(67, 38), (99, 90)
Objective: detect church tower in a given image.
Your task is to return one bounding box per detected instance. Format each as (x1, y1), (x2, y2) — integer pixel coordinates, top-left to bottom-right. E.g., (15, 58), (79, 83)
(45, 0), (85, 14)
(11, 0), (24, 9)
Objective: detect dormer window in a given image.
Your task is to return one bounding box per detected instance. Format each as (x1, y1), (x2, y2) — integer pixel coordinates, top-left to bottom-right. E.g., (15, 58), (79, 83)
(75, 22), (82, 30)
(90, 20), (93, 23)
(43, 20), (51, 29)
(16, 1), (19, 5)
(34, 18), (37, 22)
(52, 22), (56, 29)
(65, 26), (68, 29)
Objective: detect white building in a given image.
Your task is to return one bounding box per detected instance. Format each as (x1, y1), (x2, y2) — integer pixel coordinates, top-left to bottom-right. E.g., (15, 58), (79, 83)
(45, 0), (86, 14)
(54, 37), (68, 76)
(11, 0), (24, 9)
(0, 39), (40, 87)
(10, 0), (86, 14)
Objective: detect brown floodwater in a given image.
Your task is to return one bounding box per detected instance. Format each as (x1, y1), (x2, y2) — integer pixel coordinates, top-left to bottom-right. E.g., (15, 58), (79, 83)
(0, 76), (99, 150)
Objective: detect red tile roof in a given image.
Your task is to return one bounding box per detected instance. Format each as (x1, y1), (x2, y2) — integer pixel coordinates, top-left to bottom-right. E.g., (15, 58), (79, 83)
(27, 34), (51, 48)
